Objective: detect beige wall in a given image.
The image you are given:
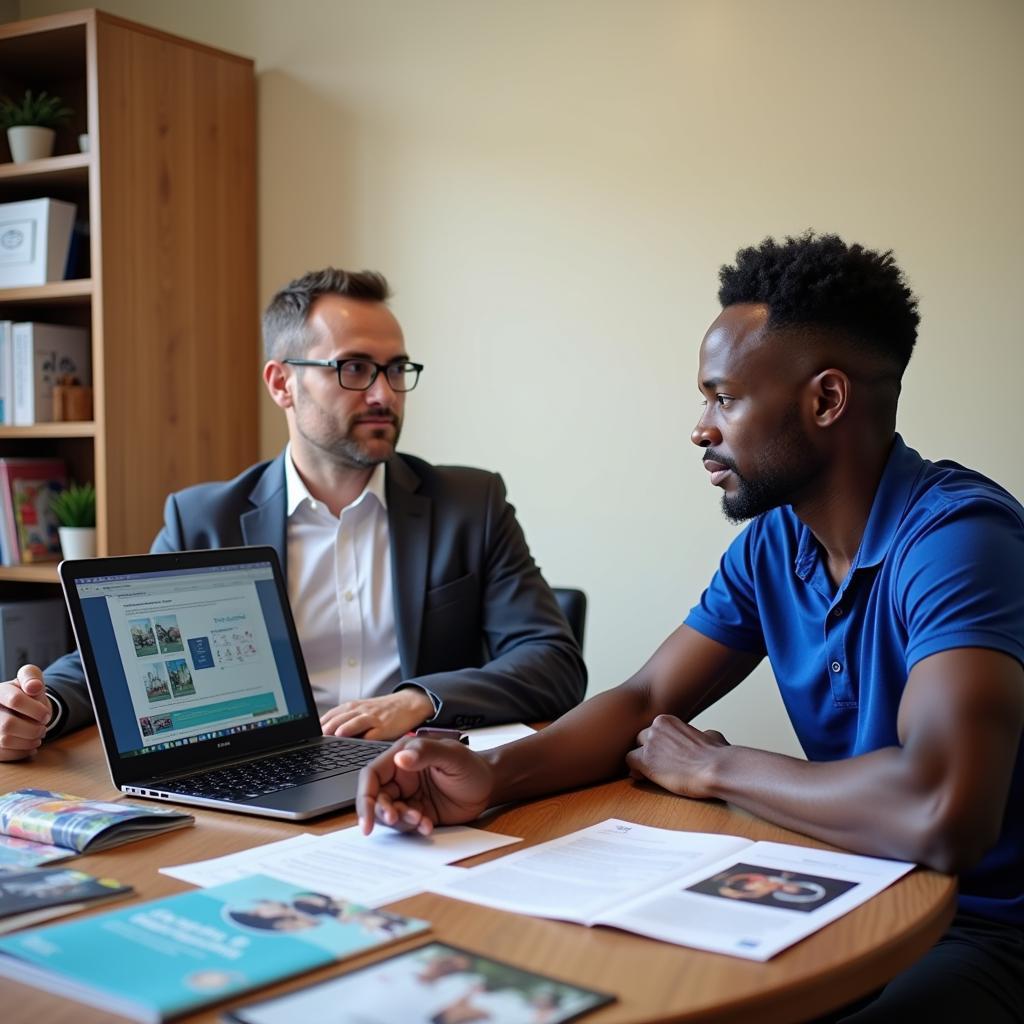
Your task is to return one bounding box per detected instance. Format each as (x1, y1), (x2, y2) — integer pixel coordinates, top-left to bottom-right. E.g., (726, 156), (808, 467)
(17, 0), (1024, 756)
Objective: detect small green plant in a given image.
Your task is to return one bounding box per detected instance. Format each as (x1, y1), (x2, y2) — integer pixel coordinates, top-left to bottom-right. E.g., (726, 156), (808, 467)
(0, 90), (74, 131)
(51, 482), (95, 528)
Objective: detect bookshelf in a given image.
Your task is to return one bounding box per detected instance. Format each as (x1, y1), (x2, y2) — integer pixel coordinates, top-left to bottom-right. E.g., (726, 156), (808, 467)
(0, 9), (258, 591)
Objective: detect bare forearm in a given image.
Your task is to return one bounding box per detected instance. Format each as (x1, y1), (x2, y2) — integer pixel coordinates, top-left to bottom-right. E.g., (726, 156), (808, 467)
(484, 627), (763, 808)
(485, 683), (652, 805)
(706, 743), (984, 871)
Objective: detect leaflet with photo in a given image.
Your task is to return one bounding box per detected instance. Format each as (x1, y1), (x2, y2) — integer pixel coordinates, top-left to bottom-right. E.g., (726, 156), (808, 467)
(429, 818), (915, 961)
(0, 874), (429, 1022)
(224, 941), (614, 1024)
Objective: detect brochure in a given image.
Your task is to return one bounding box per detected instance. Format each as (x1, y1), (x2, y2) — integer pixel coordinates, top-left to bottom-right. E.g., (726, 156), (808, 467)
(224, 941), (614, 1024)
(0, 789), (194, 871)
(429, 818), (916, 961)
(0, 866), (133, 934)
(0, 873), (430, 1022)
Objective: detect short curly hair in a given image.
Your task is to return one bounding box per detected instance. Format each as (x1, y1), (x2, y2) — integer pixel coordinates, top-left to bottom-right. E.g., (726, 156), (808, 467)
(717, 232), (920, 374)
(262, 268), (391, 360)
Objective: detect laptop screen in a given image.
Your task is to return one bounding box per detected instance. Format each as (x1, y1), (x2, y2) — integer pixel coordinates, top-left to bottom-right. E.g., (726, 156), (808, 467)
(68, 558), (312, 759)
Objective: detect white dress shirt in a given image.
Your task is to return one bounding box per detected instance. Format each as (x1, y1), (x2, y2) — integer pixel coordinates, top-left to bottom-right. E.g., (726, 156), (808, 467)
(284, 447), (401, 714)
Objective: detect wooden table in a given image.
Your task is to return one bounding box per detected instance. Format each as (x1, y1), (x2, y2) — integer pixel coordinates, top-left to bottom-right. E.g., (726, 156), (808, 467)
(0, 729), (956, 1024)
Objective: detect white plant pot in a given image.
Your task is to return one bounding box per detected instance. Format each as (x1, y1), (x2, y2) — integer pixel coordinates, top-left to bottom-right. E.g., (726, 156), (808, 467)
(7, 126), (57, 163)
(58, 526), (97, 560)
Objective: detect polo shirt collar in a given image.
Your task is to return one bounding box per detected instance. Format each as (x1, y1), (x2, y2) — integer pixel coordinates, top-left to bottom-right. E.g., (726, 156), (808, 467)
(283, 442), (388, 517)
(793, 434), (925, 580)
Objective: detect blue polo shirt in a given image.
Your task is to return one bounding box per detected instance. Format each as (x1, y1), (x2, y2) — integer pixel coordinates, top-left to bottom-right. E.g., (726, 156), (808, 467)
(685, 435), (1024, 924)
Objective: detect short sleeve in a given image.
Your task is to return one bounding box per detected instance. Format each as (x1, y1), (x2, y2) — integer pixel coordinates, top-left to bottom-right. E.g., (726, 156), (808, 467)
(898, 499), (1024, 670)
(685, 521), (767, 654)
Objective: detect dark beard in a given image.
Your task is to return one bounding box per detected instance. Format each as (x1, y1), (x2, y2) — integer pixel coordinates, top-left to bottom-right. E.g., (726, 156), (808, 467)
(722, 472), (794, 523)
(712, 410), (818, 523)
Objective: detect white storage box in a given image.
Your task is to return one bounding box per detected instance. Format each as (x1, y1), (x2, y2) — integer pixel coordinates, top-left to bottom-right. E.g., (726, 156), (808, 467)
(0, 198), (77, 287)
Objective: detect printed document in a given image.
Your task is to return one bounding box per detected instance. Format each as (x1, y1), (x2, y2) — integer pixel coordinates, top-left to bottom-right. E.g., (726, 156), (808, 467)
(162, 825), (520, 907)
(429, 818), (915, 960)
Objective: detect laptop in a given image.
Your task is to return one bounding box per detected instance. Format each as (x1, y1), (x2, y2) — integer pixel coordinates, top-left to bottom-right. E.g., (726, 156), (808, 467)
(59, 546), (391, 820)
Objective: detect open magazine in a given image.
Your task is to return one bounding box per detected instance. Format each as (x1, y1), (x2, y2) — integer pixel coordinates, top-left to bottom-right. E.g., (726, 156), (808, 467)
(429, 818), (915, 961)
(0, 789), (193, 871)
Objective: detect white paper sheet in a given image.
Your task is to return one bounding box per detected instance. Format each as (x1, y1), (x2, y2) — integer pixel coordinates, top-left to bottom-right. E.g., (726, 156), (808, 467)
(430, 818), (750, 921)
(462, 723), (536, 751)
(321, 823), (520, 866)
(161, 825), (519, 907)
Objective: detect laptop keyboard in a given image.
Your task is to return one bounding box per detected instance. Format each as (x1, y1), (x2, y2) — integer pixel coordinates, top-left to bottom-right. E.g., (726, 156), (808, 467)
(166, 740), (388, 802)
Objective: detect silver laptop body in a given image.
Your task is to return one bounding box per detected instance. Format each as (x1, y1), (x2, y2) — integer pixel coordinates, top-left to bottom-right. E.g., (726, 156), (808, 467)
(59, 546), (388, 820)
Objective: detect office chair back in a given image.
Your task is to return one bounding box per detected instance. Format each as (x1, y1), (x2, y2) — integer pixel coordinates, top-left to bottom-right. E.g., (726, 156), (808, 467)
(553, 587), (587, 650)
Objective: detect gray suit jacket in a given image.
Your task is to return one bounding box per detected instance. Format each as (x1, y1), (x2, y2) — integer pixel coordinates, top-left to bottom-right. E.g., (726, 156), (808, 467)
(45, 453), (586, 735)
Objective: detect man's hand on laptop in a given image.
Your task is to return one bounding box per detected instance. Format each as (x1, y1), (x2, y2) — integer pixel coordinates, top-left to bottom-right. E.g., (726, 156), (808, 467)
(320, 689), (435, 741)
(357, 735), (493, 836)
(0, 665), (51, 762)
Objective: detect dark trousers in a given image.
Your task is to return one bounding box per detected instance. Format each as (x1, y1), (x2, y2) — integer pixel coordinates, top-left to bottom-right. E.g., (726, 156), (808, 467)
(812, 912), (1024, 1023)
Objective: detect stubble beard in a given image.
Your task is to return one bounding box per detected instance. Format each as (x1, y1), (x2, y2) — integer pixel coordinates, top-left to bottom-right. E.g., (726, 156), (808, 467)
(328, 420), (402, 469)
(295, 398), (403, 470)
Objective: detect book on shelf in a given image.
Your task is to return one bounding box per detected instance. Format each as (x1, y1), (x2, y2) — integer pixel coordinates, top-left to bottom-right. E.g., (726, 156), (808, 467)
(0, 874), (430, 1022)
(0, 457), (67, 564)
(0, 199), (77, 288)
(225, 940), (615, 1024)
(0, 599), (69, 679)
(0, 789), (194, 872)
(429, 818), (916, 962)
(11, 321), (91, 425)
(0, 320), (13, 425)
(0, 866), (133, 935)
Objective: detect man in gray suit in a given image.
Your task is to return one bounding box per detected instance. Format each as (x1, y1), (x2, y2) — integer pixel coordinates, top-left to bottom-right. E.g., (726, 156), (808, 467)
(0, 268), (585, 760)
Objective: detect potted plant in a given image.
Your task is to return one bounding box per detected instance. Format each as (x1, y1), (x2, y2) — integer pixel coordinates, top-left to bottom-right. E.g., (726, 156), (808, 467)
(52, 482), (96, 559)
(0, 89), (74, 163)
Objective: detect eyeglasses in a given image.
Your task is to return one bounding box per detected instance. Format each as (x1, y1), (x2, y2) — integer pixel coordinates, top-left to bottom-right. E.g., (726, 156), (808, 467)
(283, 358), (424, 392)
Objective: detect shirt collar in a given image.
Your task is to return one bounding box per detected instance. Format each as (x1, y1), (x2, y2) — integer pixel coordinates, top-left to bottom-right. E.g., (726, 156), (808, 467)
(284, 443), (388, 518)
(794, 433), (926, 579)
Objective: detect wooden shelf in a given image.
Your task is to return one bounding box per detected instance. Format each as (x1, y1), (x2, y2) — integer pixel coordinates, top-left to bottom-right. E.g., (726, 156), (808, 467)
(0, 422), (95, 439)
(0, 7), (257, 586)
(0, 564), (60, 583)
(0, 280), (92, 305)
(0, 152), (90, 188)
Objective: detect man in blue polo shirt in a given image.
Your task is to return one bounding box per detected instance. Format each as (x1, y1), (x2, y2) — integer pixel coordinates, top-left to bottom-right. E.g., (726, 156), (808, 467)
(357, 233), (1024, 1021)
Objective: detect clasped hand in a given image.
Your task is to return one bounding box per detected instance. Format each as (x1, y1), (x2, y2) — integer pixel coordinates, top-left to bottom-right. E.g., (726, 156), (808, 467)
(0, 665), (51, 761)
(625, 714), (730, 799)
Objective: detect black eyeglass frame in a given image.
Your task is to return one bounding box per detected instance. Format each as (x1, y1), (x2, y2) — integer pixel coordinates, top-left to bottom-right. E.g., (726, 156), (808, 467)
(282, 357), (424, 392)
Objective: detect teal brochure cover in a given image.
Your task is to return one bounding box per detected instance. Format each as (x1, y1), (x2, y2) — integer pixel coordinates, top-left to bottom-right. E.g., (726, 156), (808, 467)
(0, 874), (429, 1022)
